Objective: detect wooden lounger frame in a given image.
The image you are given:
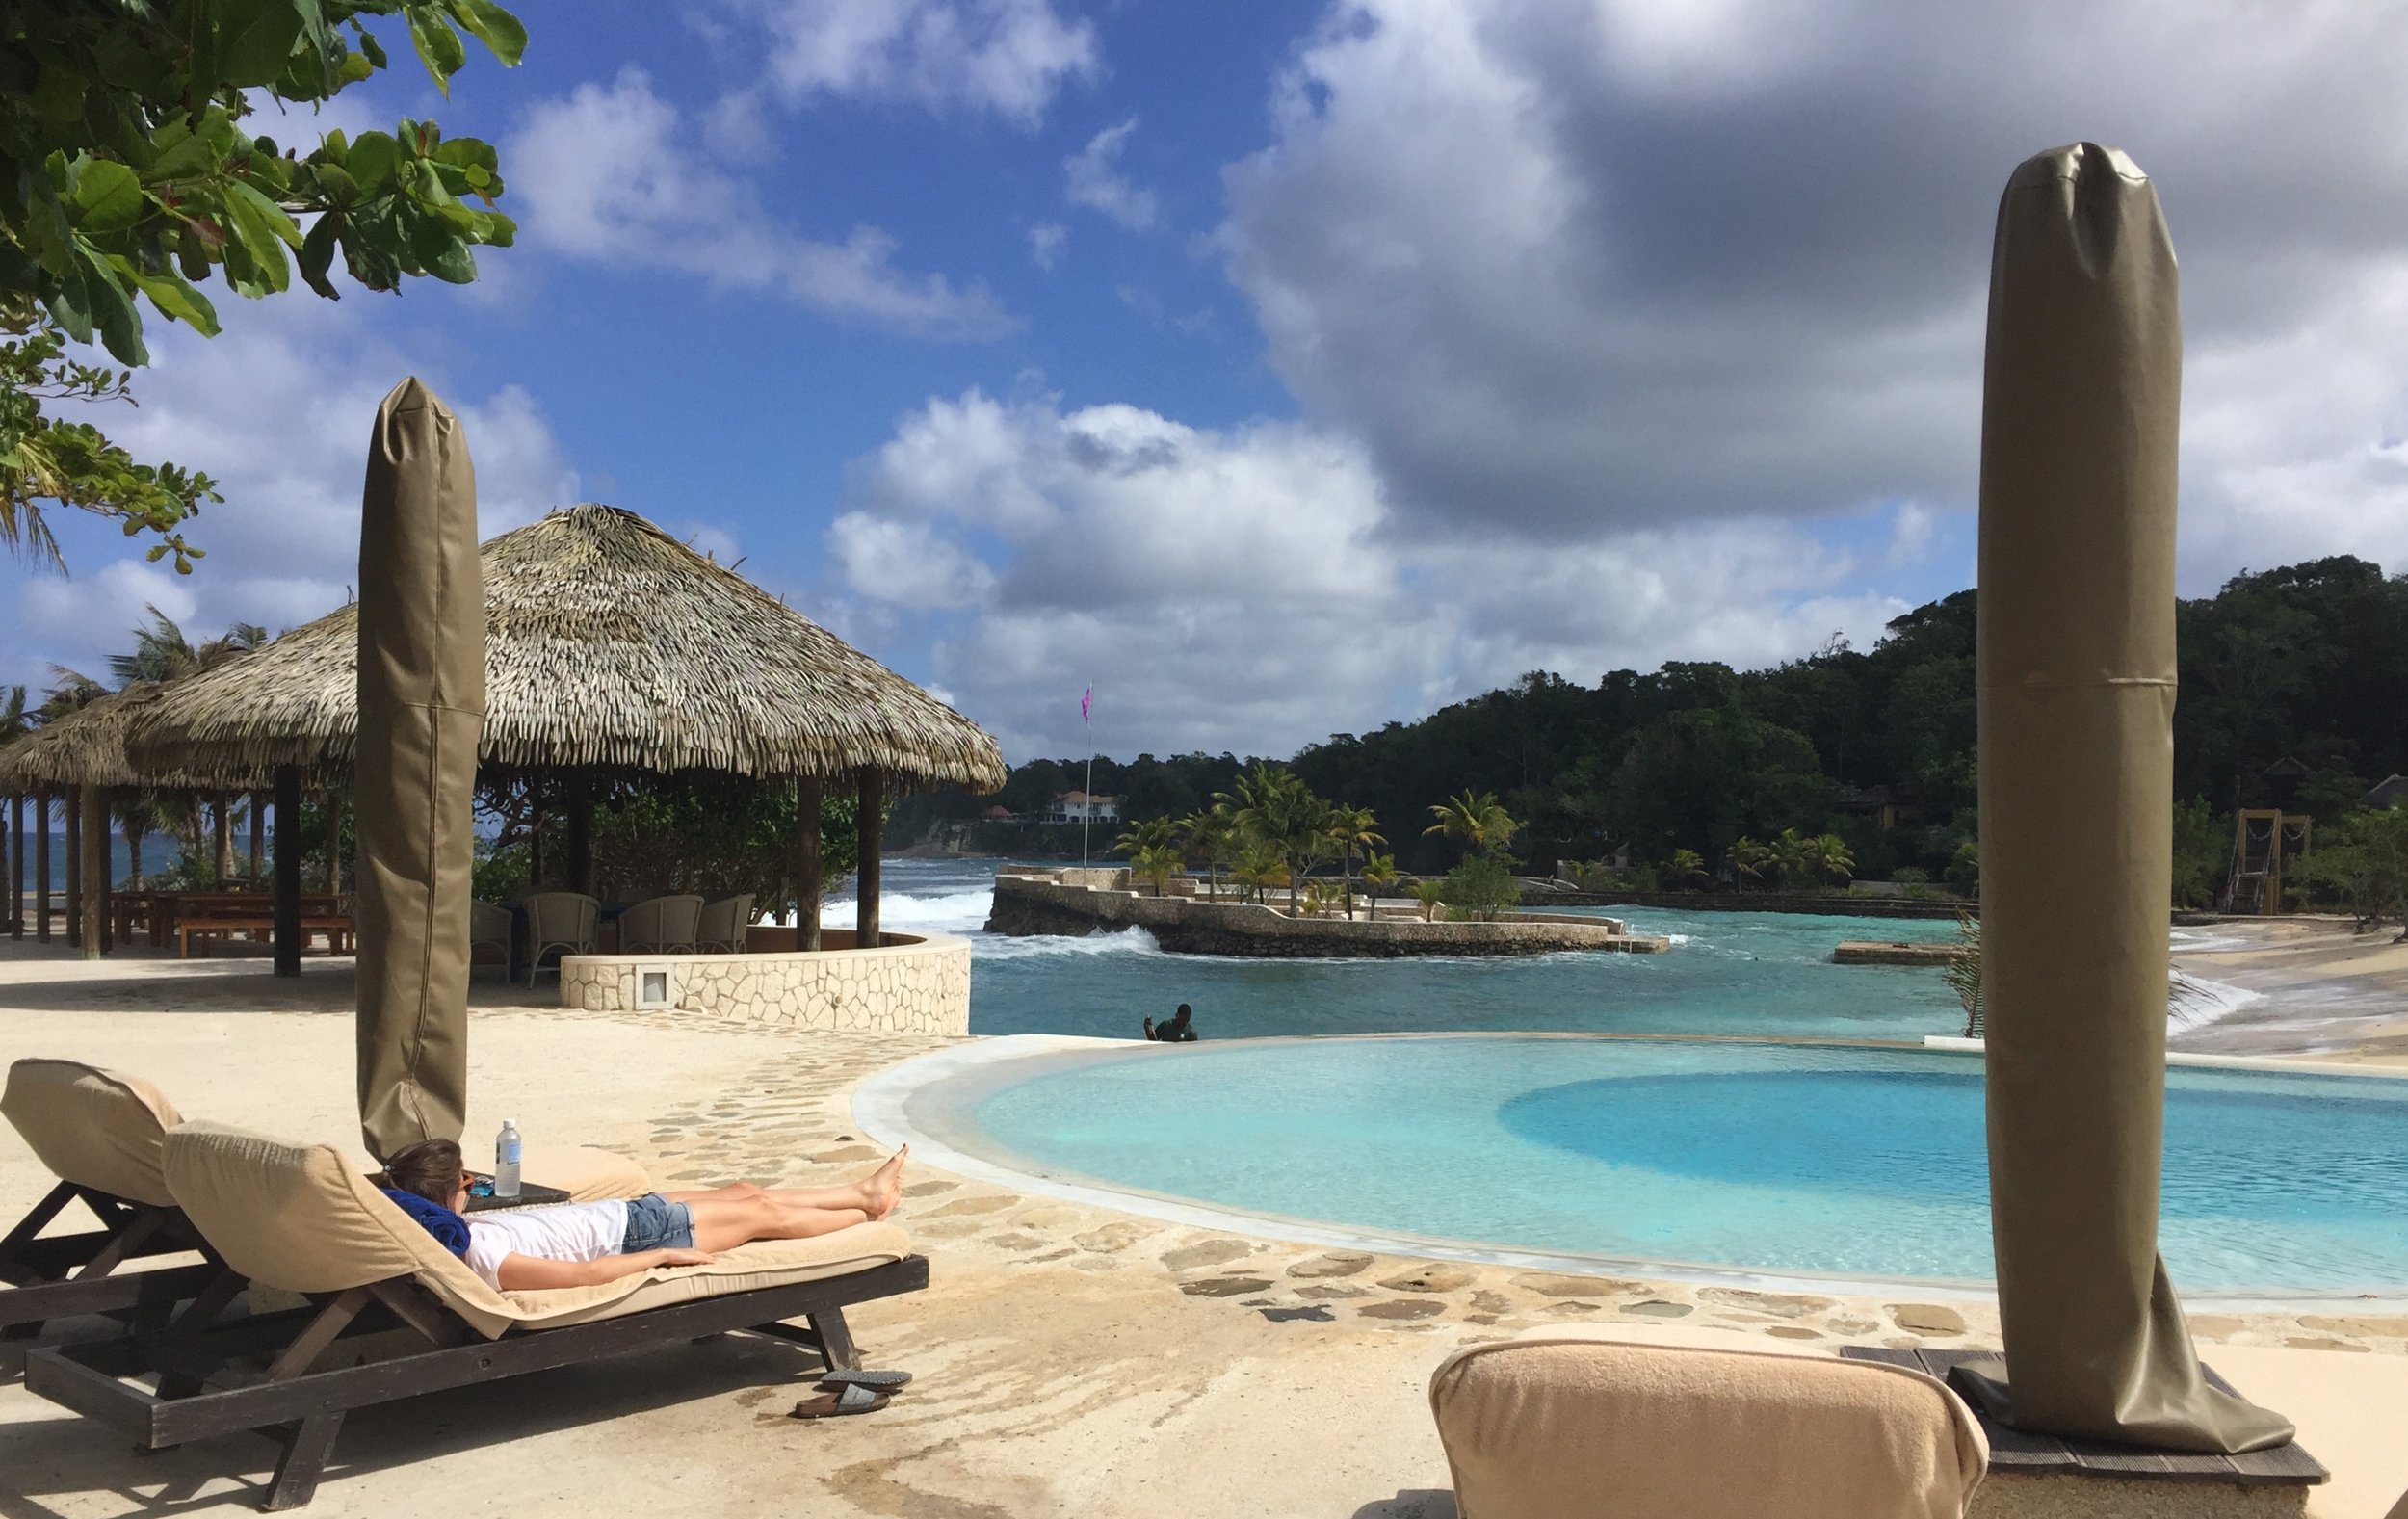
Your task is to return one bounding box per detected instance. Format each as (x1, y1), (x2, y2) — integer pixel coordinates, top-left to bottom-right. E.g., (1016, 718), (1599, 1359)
(1, 1180), (223, 1341)
(25, 1253), (930, 1510)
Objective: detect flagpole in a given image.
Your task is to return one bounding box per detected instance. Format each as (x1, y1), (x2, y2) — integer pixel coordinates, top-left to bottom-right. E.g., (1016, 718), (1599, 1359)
(1082, 681), (1094, 868)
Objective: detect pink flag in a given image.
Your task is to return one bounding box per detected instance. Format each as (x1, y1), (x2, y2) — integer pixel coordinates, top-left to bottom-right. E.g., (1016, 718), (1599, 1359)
(1081, 685), (1092, 723)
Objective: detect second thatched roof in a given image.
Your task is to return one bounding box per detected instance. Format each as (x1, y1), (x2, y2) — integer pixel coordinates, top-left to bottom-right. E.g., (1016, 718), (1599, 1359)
(0, 682), (264, 792)
(125, 505), (1005, 790)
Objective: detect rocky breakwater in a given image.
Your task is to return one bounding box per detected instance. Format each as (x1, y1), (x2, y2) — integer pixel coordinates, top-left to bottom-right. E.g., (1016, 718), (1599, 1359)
(986, 873), (1670, 958)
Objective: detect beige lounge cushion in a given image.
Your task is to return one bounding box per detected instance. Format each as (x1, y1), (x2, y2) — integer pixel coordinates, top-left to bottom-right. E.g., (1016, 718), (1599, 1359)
(1429, 1323), (1987, 1519)
(163, 1122), (912, 1340)
(518, 1144), (654, 1201)
(2, 1059), (183, 1207)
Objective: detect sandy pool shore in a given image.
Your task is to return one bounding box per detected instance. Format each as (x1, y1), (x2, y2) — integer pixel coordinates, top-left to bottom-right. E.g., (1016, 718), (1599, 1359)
(2, 937), (2404, 1517)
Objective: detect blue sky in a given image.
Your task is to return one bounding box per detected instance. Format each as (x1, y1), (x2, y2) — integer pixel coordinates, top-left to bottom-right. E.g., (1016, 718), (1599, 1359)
(10, 1), (2407, 761)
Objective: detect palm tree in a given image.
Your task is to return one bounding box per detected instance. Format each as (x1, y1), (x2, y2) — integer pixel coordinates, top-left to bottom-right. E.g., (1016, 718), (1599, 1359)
(1232, 840), (1289, 904)
(1810, 832), (1856, 887)
(1128, 843), (1179, 897)
(1323, 804), (1383, 919)
(1112, 815), (1176, 864)
(1360, 851), (1400, 915)
(1217, 763), (1325, 914)
(1425, 789), (1518, 857)
(1728, 836), (1773, 891)
(1407, 877), (1449, 922)
(1179, 805), (1236, 901)
(1667, 847), (1708, 889)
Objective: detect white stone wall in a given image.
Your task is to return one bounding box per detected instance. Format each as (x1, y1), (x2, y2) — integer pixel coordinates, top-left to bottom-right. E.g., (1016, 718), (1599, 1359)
(558, 933), (971, 1034)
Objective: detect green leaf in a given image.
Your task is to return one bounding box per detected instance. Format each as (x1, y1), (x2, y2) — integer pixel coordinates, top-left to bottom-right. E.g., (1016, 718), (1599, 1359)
(76, 249), (147, 364)
(218, 0), (311, 86)
(345, 132), (400, 195)
(225, 179), (302, 249)
(71, 160), (147, 234)
(31, 63), (87, 123)
(443, 0), (527, 65)
(406, 9), (468, 92)
(310, 160), (362, 207)
(132, 271), (222, 335)
(299, 212), (342, 297)
(220, 181), (298, 293)
(144, 131), (218, 184)
(357, 27), (388, 69)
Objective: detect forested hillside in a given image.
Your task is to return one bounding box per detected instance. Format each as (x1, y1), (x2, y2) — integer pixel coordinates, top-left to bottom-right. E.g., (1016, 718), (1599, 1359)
(892, 556), (2408, 884)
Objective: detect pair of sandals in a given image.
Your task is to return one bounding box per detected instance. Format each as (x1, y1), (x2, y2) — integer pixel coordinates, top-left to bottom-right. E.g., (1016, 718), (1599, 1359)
(791, 1367), (912, 1419)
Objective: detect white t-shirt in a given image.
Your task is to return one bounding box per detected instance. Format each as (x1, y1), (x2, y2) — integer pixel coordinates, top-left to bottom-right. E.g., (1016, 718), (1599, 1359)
(463, 1200), (629, 1289)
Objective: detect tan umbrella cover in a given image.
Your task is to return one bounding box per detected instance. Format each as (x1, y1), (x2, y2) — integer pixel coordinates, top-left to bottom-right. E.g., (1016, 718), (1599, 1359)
(1963, 144), (2290, 1452)
(354, 379), (485, 1160)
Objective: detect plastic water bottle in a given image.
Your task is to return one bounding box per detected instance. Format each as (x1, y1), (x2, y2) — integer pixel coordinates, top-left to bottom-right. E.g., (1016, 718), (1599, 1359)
(494, 1119), (522, 1199)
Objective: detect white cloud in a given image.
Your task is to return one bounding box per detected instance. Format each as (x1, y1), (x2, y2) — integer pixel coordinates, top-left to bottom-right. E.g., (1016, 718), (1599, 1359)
(1216, 0), (2408, 597)
(1064, 118), (1159, 230)
(713, 0), (1099, 125)
(825, 387), (1921, 758)
(2, 299), (579, 694)
(1028, 222), (1069, 270)
(508, 70), (1015, 340)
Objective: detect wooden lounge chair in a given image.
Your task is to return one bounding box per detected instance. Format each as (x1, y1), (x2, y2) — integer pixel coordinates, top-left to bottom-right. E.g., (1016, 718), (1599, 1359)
(25, 1123), (927, 1510)
(1, 1059), (220, 1340)
(1427, 1323), (1989, 1519)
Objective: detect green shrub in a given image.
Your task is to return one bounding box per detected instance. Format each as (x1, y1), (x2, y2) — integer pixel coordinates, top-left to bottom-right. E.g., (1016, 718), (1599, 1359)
(1440, 854), (1522, 921)
(1890, 865), (1929, 886)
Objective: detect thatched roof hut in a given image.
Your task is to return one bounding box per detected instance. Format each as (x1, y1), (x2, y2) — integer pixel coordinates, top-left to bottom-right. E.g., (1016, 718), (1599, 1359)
(126, 505), (1005, 791)
(0, 682), (259, 792)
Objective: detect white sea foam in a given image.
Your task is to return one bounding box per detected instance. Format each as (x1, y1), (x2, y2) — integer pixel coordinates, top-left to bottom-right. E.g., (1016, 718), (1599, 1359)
(973, 927), (1165, 961)
(803, 888), (995, 936)
(2167, 969), (2264, 1034)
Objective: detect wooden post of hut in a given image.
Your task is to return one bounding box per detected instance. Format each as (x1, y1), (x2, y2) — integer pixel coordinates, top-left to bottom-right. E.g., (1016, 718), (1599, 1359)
(566, 772), (593, 897)
(249, 791), (265, 886)
(326, 786), (344, 895)
(855, 769), (883, 950)
(65, 788), (81, 949)
(274, 765), (302, 978)
(78, 784), (107, 960)
(796, 775), (823, 952)
(35, 793), (52, 943)
(6, 793), (18, 938)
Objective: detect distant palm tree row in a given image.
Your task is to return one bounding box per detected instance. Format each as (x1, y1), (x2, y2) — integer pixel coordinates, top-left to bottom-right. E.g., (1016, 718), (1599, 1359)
(1112, 766), (1524, 921)
(3, 605), (268, 889)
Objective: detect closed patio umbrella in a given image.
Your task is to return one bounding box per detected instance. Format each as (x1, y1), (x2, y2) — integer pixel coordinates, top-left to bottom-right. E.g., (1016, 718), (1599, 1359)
(354, 379), (485, 1161)
(1963, 144), (2290, 1452)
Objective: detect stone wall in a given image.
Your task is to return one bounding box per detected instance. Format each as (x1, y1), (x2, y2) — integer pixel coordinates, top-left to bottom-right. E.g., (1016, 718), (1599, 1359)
(986, 875), (1666, 957)
(558, 933), (971, 1034)
(1527, 887), (1973, 920)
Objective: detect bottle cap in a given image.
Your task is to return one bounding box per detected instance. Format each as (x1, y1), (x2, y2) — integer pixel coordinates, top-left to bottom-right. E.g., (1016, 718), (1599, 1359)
(503, 1117), (516, 1127)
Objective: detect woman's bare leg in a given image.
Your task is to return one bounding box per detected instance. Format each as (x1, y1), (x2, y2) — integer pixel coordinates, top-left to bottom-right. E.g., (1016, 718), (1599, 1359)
(672, 1149), (908, 1252)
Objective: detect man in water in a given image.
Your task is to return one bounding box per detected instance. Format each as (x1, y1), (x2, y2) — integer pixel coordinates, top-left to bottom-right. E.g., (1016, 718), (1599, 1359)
(1143, 1004), (1199, 1042)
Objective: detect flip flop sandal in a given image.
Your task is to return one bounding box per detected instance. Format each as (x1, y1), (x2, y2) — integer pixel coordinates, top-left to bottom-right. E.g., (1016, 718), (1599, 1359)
(819, 1369), (913, 1391)
(791, 1384), (890, 1419)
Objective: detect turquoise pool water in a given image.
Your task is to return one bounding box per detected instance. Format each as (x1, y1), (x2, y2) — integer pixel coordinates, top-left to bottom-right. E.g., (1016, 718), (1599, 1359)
(963, 1037), (2408, 1291)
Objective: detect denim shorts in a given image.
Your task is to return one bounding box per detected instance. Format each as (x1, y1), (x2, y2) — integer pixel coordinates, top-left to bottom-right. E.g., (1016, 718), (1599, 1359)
(619, 1192), (695, 1252)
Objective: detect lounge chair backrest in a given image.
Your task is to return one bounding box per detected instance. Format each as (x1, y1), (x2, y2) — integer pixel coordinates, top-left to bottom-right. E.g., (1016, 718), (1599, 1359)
(1, 1059), (183, 1207)
(620, 894), (702, 951)
(695, 894), (755, 950)
(468, 900), (511, 945)
(160, 1122), (913, 1339)
(1428, 1324), (1988, 1519)
(523, 892), (599, 948)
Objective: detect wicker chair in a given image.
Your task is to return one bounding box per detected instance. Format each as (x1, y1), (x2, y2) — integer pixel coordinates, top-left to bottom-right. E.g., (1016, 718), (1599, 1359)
(468, 901), (512, 977)
(618, 894), (703, 955)
(521, 892), (601, 985)
(694, 894), (756, 953)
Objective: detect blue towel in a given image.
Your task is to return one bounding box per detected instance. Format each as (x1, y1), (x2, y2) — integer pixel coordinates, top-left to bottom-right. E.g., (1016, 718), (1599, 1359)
(380, 1189), (471, 1256)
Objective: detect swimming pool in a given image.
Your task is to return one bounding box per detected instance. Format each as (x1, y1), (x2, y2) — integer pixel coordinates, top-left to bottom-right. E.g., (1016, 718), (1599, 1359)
(873, 1035), (2408, 1296)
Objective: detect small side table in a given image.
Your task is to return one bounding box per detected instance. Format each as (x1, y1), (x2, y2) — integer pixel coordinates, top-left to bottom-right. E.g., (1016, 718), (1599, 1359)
(461, 1177), (572, 1212)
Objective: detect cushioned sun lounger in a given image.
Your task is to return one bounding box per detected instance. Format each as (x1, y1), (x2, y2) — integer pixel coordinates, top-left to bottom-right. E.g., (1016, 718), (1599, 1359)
(1, 1060), (221, 1339)
(1427, 1323), (1989, 1519)
(24, 1123), (927, 1510)
(3, 1058), (656, 1341)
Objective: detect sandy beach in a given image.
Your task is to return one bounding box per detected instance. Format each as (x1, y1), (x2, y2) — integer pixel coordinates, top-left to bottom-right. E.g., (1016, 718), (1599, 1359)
(2, 928), (2405, 1517)
(2172, 916), (2408, 1064)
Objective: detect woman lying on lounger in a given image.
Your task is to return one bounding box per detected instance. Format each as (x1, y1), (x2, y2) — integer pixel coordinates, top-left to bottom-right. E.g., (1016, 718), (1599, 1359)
(379, 1138), (907, 1292)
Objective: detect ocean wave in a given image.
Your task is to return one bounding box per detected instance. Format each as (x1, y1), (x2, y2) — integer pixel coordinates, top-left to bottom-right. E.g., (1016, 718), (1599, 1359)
(814, 888), (995, 935)
(2167, 969), (2264, 1034)
(972, 927), (1165, 961)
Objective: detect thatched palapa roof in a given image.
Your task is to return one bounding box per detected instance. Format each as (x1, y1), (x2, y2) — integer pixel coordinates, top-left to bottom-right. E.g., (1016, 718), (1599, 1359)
(0, 682), (262, 792)
(125, 505), (1005, 790)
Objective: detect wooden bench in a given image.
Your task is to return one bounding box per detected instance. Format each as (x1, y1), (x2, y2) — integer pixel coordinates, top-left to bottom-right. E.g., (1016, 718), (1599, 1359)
(176, 916), (354, 958)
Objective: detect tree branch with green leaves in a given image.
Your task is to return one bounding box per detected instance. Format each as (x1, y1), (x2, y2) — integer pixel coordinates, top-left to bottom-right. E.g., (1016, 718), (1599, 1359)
(1, 0), (527, 570)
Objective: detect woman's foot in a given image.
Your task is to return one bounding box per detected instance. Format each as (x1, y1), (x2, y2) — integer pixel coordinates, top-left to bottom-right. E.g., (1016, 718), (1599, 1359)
(858, 1147), (908, 1219)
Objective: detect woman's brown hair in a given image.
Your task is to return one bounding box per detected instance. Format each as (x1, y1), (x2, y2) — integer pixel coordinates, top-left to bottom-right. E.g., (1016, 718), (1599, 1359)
(382, 1138), (464, 1207)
